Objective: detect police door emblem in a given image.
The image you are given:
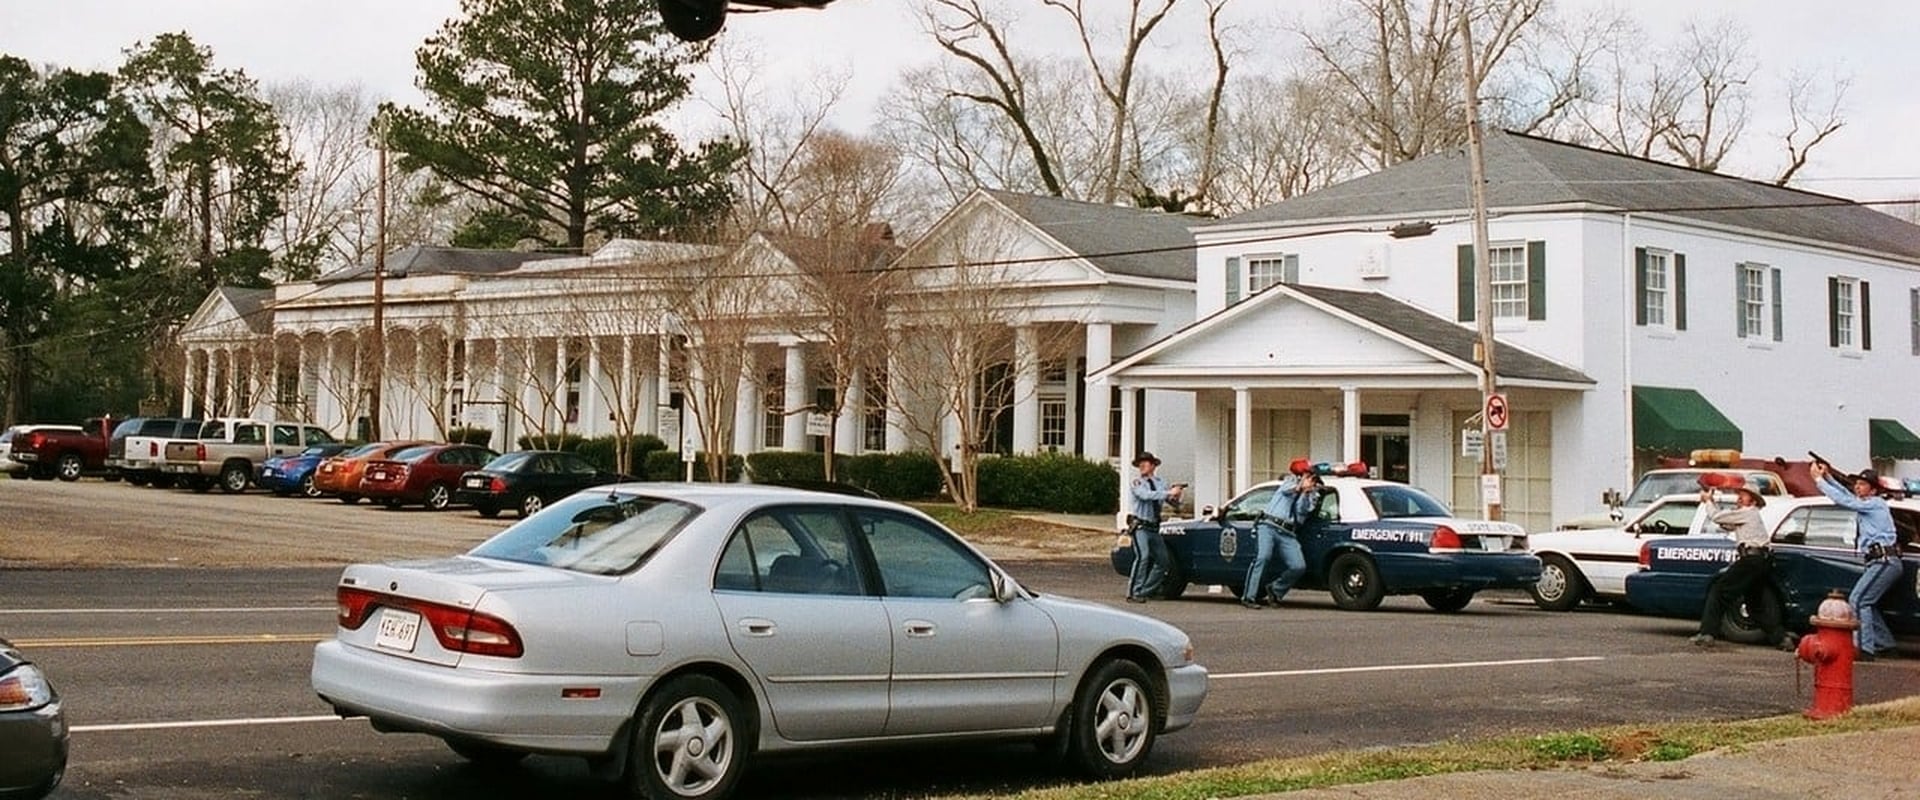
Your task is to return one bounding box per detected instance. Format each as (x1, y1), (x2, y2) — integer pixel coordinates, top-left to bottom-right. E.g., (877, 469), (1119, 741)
(1219, 529), (1237, 559)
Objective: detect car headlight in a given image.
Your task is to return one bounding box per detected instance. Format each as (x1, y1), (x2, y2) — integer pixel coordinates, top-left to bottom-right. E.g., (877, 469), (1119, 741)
(0, 664), (56, 712)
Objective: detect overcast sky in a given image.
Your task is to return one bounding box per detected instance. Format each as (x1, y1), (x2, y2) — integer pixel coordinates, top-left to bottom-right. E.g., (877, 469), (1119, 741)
(3, 0), (1915, 204)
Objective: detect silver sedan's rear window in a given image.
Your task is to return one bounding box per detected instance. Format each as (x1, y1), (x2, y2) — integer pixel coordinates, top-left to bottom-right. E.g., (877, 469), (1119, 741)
(470, 492), (700, 575)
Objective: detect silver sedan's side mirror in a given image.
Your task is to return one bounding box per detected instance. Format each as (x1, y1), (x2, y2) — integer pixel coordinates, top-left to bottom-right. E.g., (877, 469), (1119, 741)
(990, 570), (1018, 604)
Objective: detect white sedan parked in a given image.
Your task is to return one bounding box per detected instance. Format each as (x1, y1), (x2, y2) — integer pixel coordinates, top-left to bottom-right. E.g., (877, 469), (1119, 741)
(1527, 493), (1729, 610)
(312, 484), (1207, 800)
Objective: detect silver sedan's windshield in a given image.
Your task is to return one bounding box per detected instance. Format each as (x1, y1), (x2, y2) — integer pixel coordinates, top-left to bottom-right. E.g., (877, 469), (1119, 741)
(470, 492), (700, 575)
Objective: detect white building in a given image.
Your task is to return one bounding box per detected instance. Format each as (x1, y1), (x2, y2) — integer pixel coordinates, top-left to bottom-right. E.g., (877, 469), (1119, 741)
(1096, 130), (1920, 530)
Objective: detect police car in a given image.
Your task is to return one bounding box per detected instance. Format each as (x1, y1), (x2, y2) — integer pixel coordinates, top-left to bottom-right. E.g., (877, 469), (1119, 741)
(1527, 492), (1739, 611)
(1622, 495), (1920, 643)
(1110, 477), (1540, 612)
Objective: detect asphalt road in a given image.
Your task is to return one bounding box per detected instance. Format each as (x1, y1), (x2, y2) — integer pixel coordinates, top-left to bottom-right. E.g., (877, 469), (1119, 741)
(2, 479), (1918, 799)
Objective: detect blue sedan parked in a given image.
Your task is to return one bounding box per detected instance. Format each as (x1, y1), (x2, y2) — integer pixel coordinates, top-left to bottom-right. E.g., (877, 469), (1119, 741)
(257, 443), (353, 497)
(1623, 495), (1920, 643)
(1112, 478), (1541, 612)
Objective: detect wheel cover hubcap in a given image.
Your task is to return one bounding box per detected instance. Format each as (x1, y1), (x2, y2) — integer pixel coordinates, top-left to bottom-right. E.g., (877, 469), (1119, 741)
(1093, 678), (1149, 763)
(652, 697), (731, 796)
(1537, 565), (1566, 599)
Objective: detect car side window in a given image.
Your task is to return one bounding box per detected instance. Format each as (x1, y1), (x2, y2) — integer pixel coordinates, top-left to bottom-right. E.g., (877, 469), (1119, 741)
(1641, 501), (1700, 532)
(1896, 509), (1920, 550)
(855, 509), (992, 600)
(1774, 508), (1857, 549)
(562, 454), (598, 475)
(304, 427), (335, 444)
(1316, 488), (1339, 522)
(234, 424), (265, 445)
(714, 507), (862, 595)
(1225, 487), (1278, 522)
(273, 424), (299, 446)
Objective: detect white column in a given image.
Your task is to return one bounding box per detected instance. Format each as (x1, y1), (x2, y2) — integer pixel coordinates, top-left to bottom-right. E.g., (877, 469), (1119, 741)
(553, 337), (570, 430)
(1341, 385), (1361, 465)
(582, 336), (603, 435)
(636, 336), (659, 439)
(884, 350), (909, 452)
(181, 350), (196, 417)
(1234, 387), (1254, 495)
(656, 335), (673, 406)
(835, 367), (863, 455)
(266, 342), (280, 421)
(202, 349), (217, 418)
(1012, 325), (1039, 453)
(1082, 322), (1113, 461)
(733, 366), (758, 455)
(1116, 386), (1139, 517)
(781, 344), (808, 451)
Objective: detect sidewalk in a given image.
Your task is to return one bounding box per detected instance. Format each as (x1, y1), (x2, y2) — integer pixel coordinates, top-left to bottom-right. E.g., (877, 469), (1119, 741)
(1262, 725), (1920, 800)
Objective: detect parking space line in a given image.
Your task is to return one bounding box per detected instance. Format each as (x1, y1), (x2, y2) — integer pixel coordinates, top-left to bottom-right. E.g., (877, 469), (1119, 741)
(13, 633), (329, 648)
(0, 606), (331, 614)
(1214, 655), (1604, 680)
(73, 715), (354, 733)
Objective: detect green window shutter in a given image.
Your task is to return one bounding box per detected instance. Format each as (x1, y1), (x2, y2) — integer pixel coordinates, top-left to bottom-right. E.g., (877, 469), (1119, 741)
(1526, 240), (1547, 320)
(1673, 253), (1687, 331)
(1770, 268), (1783, 342)
(1457, 245), (1474, 322)
(1828, 277), (1841, 348)
(1282, 254), (1299, 285)
(1226, 256), (1241, 304)
(1861, 280), (1873, 351)
(1732, 263), (1746, 338)
(1634, 248), (1649, 326)
(1911, 287), (1919, 356)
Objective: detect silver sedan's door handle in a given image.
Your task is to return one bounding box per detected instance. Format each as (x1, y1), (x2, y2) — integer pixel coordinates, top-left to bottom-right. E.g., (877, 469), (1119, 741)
(903, 620), (936, 638)
(738, 618), (777, 637)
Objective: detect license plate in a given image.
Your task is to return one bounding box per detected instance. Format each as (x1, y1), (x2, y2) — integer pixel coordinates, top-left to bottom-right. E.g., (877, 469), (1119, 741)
(374, 608), (422, 652)
(262, 468), (276, 477)
(465, 476), (487, 488)
(370, 469), (387, 481)
(1481, 536), (1506, 552)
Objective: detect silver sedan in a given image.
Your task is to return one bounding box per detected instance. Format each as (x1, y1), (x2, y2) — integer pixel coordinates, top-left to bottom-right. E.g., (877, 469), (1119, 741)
(312, 484), (1207, 799)
(0, 638), (67, 800)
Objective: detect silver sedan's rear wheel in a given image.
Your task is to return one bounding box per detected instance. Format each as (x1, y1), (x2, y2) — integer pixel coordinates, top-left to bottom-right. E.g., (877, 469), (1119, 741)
(1063, 658), (1157, 779)
(631, 675), (745, 800)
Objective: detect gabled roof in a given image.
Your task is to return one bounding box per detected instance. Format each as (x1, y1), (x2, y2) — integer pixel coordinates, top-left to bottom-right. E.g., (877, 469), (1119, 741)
(217, 287), (274, 335)
(1212, 130), (1920, 263)
(982, 189), (1198, 282)
(315, 246), (569, 282)
(1094, 282), (1593, 388)
(758, 232), (904, 274)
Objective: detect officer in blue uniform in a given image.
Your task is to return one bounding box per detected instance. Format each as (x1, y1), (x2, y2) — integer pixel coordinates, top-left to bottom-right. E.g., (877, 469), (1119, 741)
(1242, 460), (1318, 609)
(1811, 461), (1901, 660)
(1125, 451), (1183, 603)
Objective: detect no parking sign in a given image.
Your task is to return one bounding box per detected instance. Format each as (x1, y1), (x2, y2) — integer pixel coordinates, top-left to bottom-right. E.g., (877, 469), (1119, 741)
(1485, 393), (1509, 432)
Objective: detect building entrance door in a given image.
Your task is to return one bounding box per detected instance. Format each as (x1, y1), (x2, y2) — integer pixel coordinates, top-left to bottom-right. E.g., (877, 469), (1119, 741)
(1360, 414), (1411, 484)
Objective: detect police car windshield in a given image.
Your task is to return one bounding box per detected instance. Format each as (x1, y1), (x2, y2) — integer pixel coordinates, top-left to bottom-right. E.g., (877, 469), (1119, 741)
(1625, 473), (1771, 506)
(1362, 485), (1452, 519)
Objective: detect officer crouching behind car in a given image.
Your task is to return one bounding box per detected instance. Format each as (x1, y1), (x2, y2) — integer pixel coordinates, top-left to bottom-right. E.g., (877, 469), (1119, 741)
(1690, 485), (1794, 650)
(1125, 452), (1184, 603)
(1242, 460), (1318, 609)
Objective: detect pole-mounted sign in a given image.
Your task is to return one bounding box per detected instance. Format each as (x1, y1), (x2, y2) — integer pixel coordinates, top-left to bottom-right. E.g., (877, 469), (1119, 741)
(1485, 393), (1510, 432)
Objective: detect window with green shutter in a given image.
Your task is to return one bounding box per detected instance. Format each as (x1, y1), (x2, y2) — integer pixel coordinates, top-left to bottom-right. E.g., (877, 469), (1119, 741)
(1460, 240), (1545, 321)
(1226, 256), (1241, 305)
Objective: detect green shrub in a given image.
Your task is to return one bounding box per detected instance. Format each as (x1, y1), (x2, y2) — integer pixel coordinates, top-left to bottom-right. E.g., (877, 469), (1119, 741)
(446, 426), (492, 446)
(517, 432), (585, 451)
(838, 452), (945, 500)
(745, 452), (828, 483)
(975, 451), (1118, 514)
(643, 450), (744, 483)
(577, 434), (667, 476)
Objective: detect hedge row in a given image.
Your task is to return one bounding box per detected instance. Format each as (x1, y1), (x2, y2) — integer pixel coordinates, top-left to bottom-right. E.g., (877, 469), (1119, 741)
(743, 451), (946, 500)
(975, 451), (1119, 514)
(643, 450), (745, 483)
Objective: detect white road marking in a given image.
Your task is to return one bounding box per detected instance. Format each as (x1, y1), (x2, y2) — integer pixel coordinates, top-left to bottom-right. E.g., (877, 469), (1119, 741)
(0, 607), (331, 615)
(1214, 655), (1604, 680)
(14, 634), (328, 648)
(73, 715), (355, 733)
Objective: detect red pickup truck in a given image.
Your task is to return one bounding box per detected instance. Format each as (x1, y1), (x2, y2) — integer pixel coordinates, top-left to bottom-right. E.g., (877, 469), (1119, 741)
(7, 417), (119, 481)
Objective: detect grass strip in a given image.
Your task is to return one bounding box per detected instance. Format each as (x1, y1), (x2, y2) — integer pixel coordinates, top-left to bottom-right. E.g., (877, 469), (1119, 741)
(932, 697), (1920, 800)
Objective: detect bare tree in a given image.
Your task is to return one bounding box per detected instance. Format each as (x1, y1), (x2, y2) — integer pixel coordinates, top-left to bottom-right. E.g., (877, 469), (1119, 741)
(708, 45), (850, 235)
(1204, 74), (1358, 214)
(669, 246), (760, 482)
(918, 0), (1068, 196)
(1658, 19), (1752, 172)
(1041, 0), (1181, 203)
(1773, 68), (1849, 186)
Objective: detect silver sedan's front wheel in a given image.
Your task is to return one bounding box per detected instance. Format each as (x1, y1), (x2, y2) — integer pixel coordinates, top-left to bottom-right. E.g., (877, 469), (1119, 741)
(1064, 658), (1157, 779)
(632, 675), (744, 800)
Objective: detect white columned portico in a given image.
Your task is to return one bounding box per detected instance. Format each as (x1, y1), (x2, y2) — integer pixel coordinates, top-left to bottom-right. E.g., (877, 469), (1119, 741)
(1081, 323), (1113, 461)
(781, 344), (808, 451)
(1341, 385), (1361, 465)
(1012, 325), (1039, 453)
(1115, 386), (1138, 515)
(1234, 387), (1253, 495)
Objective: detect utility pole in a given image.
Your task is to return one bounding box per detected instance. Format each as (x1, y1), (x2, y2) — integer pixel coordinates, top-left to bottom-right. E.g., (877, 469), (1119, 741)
(368, 126), (388, 441)
(1461, 9), (1501, 521)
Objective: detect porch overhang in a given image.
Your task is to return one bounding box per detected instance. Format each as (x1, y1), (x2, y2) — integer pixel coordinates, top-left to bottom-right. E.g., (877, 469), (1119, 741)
(1869, 417), (1920, 460)
(1631, 385), (1742, 453)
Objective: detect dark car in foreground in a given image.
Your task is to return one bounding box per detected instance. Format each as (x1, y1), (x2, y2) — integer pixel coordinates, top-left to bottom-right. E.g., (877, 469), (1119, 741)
(359, 443), (500, 510)
(257, 443), (354, 497)
(1111, 477), (1541, 611)
(312, 484), (1206, 800)
(0, 638), (67, 799)
(452, 450), (624, 518)
(1623, 495), (1920, 643)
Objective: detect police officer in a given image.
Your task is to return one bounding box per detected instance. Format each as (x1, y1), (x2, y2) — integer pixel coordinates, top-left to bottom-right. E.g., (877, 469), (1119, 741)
(1242, 459), (1317, 609)
(1810, 461), (1900, 660)
(1689, 484), (1791, 649)
(1125, 452), (1183, 603)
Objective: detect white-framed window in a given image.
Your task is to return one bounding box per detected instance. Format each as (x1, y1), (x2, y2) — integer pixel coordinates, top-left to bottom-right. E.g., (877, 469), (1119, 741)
(1040, 396), (1068, 451)
(1740, 264), (1767, 338)
(1245, 254), (1299, 294)
(1643, 250), (1670, 327)
(1489, 243), (1529, 319)
(1833, 277), (1858, 349)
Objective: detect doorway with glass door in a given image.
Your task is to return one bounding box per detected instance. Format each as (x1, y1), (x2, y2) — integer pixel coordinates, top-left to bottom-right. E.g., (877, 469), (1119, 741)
(1359, 414), (1411, 484)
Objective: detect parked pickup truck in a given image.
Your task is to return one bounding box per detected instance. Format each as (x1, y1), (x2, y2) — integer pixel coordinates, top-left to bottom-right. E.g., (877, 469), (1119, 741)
(5, 417), (120, 481)
(162, 418), (339, 493)
(108, 416), (205, 487)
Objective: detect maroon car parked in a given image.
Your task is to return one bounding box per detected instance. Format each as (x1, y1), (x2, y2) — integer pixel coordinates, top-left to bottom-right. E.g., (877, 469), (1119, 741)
(357, 444), (498, 510)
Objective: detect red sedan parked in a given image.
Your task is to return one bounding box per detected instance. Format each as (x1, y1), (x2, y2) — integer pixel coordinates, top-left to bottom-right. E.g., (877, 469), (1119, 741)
(358, 444), (499, 510)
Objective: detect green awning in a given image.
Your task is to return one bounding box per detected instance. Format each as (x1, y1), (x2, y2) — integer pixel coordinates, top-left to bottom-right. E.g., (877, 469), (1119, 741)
(1869, 418), (1920, 460)
(1632, 386), (1742, 453)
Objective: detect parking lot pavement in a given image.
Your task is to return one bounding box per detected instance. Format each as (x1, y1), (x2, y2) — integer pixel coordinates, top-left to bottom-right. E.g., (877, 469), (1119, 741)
(1270, 724), (1920, 800)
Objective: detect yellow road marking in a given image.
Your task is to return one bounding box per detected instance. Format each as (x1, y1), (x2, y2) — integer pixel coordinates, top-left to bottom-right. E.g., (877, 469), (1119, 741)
(12, 633), (330, 648)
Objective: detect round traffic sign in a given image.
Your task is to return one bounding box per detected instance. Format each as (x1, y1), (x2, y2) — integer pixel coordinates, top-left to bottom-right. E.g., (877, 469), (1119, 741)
(1485, 394), (1509, 431)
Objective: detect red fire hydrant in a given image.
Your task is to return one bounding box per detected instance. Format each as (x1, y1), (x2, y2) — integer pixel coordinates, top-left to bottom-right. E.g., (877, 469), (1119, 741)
(1795, 591), (1859, 720)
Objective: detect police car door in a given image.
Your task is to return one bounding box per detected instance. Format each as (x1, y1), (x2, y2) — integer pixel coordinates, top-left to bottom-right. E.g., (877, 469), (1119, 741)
(1767, 505), (1863, 609)
(1199, 485), (1279, 580)
(1299, 486), (1345, 580)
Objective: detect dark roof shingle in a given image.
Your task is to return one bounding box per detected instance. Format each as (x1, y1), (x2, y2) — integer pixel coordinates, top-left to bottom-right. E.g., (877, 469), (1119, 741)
(983, 189), (1198, 282)
(1287, 284), (1593, 385)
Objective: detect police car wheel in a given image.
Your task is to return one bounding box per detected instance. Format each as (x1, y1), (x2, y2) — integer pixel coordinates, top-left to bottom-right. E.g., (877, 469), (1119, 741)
(1528, 554), (1588, 612)
(1328, 553), (1386, 611)
(1063, 658), (1157, 779)
(1422, 589), (1475, 613)
(1157, 564), (1189, 599)
(1720, 587), (1782, 645)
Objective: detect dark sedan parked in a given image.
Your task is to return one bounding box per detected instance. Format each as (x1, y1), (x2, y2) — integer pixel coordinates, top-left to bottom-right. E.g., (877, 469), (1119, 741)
(0, 638), (67, 799)
(359, 444), (500, 510)
(452, 450), (625, 518)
